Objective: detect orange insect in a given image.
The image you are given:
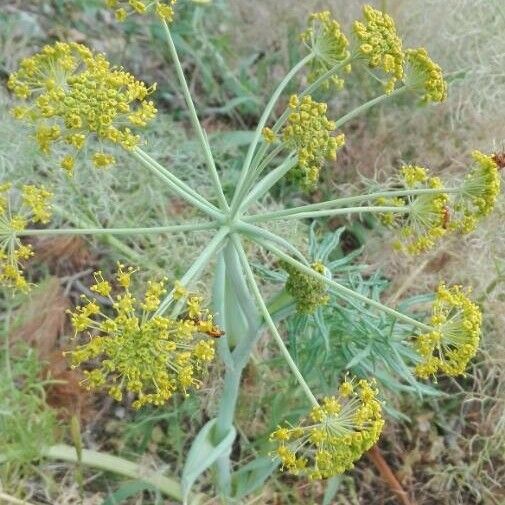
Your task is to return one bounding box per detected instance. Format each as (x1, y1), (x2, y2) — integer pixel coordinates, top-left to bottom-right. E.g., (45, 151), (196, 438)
(442, 205), (451, 229)
(205, 326), (226, 339)
(492, 152), (505, 170)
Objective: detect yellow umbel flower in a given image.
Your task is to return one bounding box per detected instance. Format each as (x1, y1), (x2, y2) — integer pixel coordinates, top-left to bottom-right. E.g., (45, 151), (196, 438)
(405, 48), (447, 103)
(301, 11), (351, 91)
(283, 95), (345, 188)
(378, 165), (449, 255)
(105, 0), (177, 22)
(8, 42), (157, 174)
(68, 267), (218, 409)
(415, 284), (481, 379)
(450, 151), (501, 234)
(353, 5), (404, 94)
(0, 184), (53, 293)
(270, 377), (384, 479)
(282, 260), (329, 314)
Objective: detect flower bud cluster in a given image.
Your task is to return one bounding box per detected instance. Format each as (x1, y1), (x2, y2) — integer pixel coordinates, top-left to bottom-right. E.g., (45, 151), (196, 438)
(405, 48), (447, 103)
(353, 5), (404, 94)
(105, 0), (177, 22)
(378, 165), (448, 255)
(8, 42), (157, 174)
(68, 266), (218, 409)
(283, 95), (345, 188)
(450, 151), (501, 234)
(301, 11), (351, 91)
(270, 378), (384, 479)
(0, 184), (53, 293)
(282, 260), (329, 314)
(415, 284), (481, 379)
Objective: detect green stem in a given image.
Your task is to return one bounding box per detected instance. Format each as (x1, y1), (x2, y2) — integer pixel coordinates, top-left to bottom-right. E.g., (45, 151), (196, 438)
(245, 205), (410, 222)
(333, 86), (408, 129)
(245, 188), (460, 223)
(15, 221), (219, 237)
(40, 444), (205, 504)
(241, 143), (284, 198)
(161, 20), (229, 211)
(238, 156), (297, 214)
(230, 54), (314, 215)
(155, 226), (230, 316)
(236, 221), (309, 265)
(133, 148), (223, 220)
(254, 237), (432, 332)
(52, 204), (149, 267)
(233, 234), (319, 407)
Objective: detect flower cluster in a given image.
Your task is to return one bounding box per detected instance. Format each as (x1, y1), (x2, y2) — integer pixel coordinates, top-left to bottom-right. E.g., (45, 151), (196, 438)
(301, 11), (351, 91)
(378, 165), (449, 255)
(450, 151), (501, 233)
(405, 48), (447, 103)
(270, 378), (384, 479)
(353, 5), (404, 94)
(8, 42), (157, 174)
(0, 183), (53, 293)
(68, 266), (218, 409)
(415, 284), (482, 378)
(105, 0), (177, 22)
(282, 260), (329, 314)
(283, 95), (345, 188)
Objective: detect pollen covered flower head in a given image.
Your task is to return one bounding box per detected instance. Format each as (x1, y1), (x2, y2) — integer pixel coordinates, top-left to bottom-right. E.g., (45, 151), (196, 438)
(105, 0), (177, 22)
(353, 5), (404, 94)
(68, 265), (218, 409)
(283, 95), (345, 188)
(378, 165), (449, 255)
(270, 378), (384, 479)
(450, 151), (501, 234)
(405, 48), (447, 103)
(301, 11), (351, 91)
(415, 284), (481, 379)
(8, 42), (157, 174)
(282, 260), (329, 314)
(0, 183), (53, 293)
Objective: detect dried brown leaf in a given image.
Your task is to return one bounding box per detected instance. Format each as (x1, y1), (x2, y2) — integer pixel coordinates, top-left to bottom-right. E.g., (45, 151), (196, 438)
(33, 235), (93, 272)
(10, 276), (69, 359)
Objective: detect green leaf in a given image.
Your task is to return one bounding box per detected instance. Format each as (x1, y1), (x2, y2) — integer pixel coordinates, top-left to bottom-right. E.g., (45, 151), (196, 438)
(231, 457), (278, 500)
(101, 480), (155, 505)
(181, 418), (236, 503)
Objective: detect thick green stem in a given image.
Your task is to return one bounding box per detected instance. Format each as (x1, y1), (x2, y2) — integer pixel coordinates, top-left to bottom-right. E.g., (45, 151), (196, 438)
(133, 148), (223, 220)
(245, 187), (460, 223)
(161, 20), (229, 211)
(40, 444), (205, 504)
(230, 54), (314, 215)
(155, 226), (230, 316)
(253, 237), (432, 332)
(213, 242), (261, 499)
(233, 235), (319, 407)
(15, 221), (219, 237)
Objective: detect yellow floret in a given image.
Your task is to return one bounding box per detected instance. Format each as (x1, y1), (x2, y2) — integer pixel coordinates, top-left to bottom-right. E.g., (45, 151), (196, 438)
(270, 377), (384, 479)
(8, 42), (157, 173)
(414, 284), (481, 378)
(301, 11), (350, 91)
(67, 267), (219, 408)
(353, 5), (404, 94)
(283, 95), (345, 188)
